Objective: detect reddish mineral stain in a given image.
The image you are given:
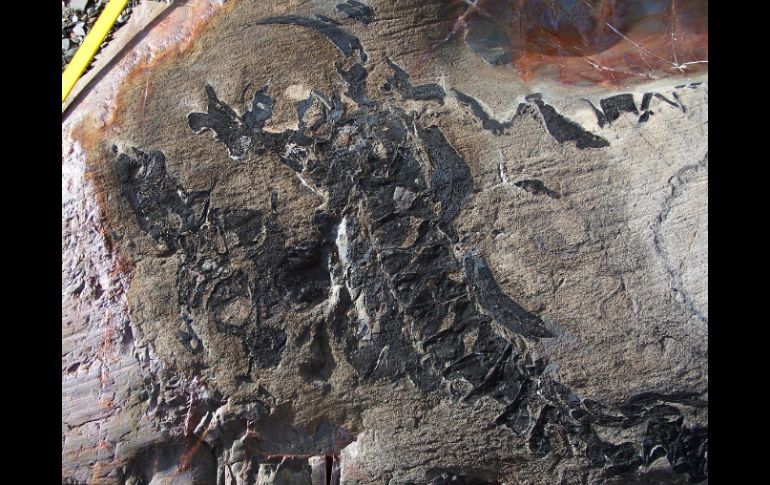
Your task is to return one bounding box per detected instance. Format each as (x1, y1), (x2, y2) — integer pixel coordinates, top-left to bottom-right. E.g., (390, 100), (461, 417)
(447, 0), (707, 86)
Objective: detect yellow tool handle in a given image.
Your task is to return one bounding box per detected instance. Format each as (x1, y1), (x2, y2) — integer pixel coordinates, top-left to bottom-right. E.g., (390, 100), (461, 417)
(62, 0), (129, 103)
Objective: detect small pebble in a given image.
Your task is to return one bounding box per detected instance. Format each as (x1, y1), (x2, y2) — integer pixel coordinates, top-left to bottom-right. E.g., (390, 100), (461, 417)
(73, 22), (86, 37)
(71, 0), (89, 12)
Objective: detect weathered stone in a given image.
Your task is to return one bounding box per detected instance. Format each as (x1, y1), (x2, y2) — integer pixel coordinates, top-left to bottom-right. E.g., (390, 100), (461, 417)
(71, 0), (90, 13)
(62, 1), (707, 484)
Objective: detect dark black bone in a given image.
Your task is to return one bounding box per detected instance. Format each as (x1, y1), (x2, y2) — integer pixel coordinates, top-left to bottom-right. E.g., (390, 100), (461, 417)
(116, 148), (327, 371)
(600, 93), (639, 122)
(626, 391), (707, 408)
(116, 148), (210, 251)
(336, 1), (375, 25)
(640, 92), (653, 111)
(463, 253), (554, 339)
(297, 90), (343, 137)
(243, 85), (273, 130)
(452, 88), (513, 134)
(654, 93), (679, 107)
(528, 94), (609, 149)
(583, 99), (608, 128)
(638, 92), (654, 123)
(188, 85), (251, 159)
(671, 92), (687, 112)
(528, 404), (555, 455)
(514, 179), (561, 199)
(383, 58), (445, 104)
(252, 15), (367, 62)
(315, 14), (341, 26)
(336, 62), (373, 106)
(460, 343), (513, 401)
(416, 125), (474, 225)
(669, 425), (708, 481)
(210, 207), (263, 246)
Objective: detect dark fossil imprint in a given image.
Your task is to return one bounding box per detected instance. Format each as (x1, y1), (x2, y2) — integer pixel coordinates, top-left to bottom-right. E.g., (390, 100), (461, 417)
(114, 14), (707, 483)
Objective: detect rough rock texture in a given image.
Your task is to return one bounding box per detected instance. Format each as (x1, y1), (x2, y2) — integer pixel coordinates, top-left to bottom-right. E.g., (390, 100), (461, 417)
(62, 1), (708, 484)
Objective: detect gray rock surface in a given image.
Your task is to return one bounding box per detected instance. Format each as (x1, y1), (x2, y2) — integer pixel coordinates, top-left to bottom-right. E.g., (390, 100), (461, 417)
(62, 1), (708, 484)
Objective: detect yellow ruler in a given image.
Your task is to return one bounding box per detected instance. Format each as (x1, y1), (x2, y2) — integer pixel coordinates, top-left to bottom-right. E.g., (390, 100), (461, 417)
(62, 0), (129, 103)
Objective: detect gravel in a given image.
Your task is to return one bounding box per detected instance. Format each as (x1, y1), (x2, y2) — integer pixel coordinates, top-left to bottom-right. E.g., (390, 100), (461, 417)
(61, 0), (144, 72)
